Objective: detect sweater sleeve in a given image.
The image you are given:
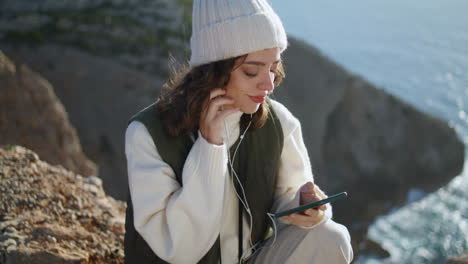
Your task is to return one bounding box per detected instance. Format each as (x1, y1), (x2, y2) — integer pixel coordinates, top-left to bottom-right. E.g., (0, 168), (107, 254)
(269, 100), (332, 228)
(125, 121), (227, 263)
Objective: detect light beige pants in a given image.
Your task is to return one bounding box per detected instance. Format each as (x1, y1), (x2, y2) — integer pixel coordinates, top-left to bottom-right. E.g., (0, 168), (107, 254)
(249, 220), (353, 264)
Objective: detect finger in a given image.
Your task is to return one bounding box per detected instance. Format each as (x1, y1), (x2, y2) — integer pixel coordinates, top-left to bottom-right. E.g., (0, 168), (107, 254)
(202, 89), (227, 116)
(301, 191), (320, 200)
(318, 204), (327, 211)
(290, 211), (318, 222)
(205, 97), (234, 121)
(285, 213), (318, 227)
(314, 186), (328, 199)
(212, 107), (240, 124)
(300, 182), (316, 196)
(209, 88), (226, 100)
(300, 190), (321, 205)
(306, 181), (315, 192)
(303, 209), (320, 217)
(294, 210), (324, 226)
(312, 186), (328, 211)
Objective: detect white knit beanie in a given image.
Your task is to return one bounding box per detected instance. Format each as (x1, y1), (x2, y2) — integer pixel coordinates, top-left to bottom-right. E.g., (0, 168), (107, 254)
(190, 0), (288, 67)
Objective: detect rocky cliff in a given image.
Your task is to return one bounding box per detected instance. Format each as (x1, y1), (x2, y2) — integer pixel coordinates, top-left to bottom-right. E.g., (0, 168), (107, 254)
(0, 146), (125, 263)
(0, 0), (465, 260)
(0, 0), (189, 198)
(276, 37), (464, 251)
(0, 45), (162, 199)
(0, 0), (189, 75)
(0, 51), (97, 177)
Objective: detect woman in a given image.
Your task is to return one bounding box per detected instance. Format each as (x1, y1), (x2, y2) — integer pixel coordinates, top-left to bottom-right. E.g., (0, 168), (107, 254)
(124, 0), (353, 263)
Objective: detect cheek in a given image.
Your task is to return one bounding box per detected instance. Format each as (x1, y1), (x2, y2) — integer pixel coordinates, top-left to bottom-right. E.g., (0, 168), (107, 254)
(226, 76), (249, 98)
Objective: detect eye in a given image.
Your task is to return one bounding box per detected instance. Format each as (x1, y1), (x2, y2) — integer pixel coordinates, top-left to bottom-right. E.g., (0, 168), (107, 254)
(244, 71), (257, 77)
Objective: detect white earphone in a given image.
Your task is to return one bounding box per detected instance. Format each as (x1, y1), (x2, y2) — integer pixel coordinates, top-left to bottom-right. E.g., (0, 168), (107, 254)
(223, 115), (278, 263)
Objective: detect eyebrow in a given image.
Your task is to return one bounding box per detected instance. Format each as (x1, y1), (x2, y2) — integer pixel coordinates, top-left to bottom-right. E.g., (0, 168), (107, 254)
(243, 60), (281, 66)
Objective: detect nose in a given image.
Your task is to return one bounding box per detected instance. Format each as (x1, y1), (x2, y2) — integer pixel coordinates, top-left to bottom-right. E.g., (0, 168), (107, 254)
(257, 71), (275, 93)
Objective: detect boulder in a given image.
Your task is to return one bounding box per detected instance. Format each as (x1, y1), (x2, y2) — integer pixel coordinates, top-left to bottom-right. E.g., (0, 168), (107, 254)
(275, 37), (465, 253)
(0, 145), (125, 264)
(446, 252), (468, 264)
(0, 51), (97, 177)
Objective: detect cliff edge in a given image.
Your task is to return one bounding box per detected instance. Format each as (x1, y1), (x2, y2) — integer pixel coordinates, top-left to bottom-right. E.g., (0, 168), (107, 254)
(0, 145), (125, 264)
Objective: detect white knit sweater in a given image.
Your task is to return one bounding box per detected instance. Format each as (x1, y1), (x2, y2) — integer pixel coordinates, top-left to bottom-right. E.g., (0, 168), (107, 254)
(125, 99), (332, 264)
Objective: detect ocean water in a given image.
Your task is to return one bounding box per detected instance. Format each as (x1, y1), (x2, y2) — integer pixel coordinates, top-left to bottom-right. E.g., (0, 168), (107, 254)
(270, 0), (468, 262)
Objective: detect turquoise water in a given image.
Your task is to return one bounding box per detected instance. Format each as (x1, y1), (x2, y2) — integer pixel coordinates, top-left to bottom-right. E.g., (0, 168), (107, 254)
(362, 170), (468, 263)
(270, 0), (468, 262)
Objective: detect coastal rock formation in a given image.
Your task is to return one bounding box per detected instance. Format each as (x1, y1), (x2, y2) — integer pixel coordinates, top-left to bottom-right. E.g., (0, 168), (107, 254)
(0, 51), (97, 177)
(0, 0), (188, 199)
(0, 1), (465, 258)
(0, 145), (125, 264)
(2, 38), (464, 259)
(277, 37), (464, 251)
(322, 77), (463, 221)
(0, 45), (163, 199)
(0, 0), (189, 75)
(446, 252), (468, 264)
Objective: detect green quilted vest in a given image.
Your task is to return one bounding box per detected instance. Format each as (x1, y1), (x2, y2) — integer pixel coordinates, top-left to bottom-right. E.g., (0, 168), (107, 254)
(124, 100), (284, 264)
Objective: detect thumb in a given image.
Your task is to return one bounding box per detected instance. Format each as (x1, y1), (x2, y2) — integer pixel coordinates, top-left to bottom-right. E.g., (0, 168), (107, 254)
(300, 181), (315, 193)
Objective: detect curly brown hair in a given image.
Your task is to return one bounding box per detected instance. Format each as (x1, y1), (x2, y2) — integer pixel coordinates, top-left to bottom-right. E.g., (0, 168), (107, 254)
(156, 55), (285, 137)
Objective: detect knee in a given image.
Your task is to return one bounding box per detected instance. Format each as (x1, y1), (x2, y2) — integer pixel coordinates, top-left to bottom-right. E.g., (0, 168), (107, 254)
(307, 220), (354, 262)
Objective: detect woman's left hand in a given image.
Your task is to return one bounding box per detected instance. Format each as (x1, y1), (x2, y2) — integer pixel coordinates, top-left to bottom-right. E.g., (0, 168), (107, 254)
(282, 181), (327, 227)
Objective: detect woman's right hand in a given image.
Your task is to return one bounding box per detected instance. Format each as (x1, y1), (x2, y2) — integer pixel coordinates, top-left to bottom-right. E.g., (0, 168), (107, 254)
(199, 89), (240, 145)
(282, 182), (327, 227)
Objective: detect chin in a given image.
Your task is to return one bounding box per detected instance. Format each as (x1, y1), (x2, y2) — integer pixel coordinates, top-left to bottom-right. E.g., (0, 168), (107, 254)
(241, 104), (261, 114)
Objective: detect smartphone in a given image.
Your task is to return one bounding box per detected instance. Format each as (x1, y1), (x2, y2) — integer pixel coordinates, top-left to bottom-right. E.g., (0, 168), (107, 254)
(273, 192), (347, 218)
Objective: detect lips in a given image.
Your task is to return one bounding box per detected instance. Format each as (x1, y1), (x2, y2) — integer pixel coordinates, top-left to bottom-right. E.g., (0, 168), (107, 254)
(249, 96), (265, 103)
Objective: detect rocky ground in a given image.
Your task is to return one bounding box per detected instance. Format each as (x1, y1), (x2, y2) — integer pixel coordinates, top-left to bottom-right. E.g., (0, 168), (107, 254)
(0, 146), (125, 263)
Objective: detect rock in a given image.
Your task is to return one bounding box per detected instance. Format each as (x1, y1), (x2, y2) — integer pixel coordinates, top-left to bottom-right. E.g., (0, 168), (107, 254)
(0, 0), (190, 199)
(0, 0), (189, 200)
(0, 45), (163, 200)
(0, 2), (464, 260)
(4, 249), (86, 264)
(0, 146), (125, 263)
(0, 0), (189, 75)
(3, 227), (17, 234)
(358, 238), (390, 259)
(446, 252), (468, 264)
(1, 239), (16, 248)
(275, 37), (465, 255)
(322, 77), (463, 222)
(0, 51), (97, 177)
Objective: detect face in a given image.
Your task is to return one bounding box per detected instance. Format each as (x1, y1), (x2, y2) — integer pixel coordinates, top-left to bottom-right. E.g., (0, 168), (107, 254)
(224, 47), (281, 114)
